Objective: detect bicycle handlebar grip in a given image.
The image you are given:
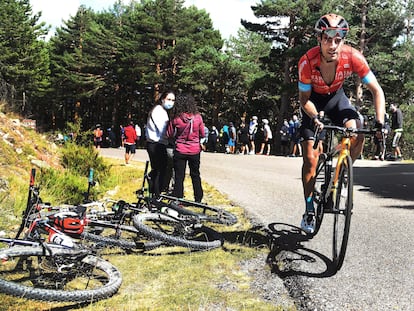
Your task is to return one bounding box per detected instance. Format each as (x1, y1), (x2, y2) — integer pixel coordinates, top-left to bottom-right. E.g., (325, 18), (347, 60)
(313, 127), (321, 150)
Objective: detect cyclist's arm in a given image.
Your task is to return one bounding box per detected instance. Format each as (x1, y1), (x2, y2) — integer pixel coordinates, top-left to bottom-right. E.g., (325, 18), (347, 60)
(299, 87), (321, 128)
(363, 73), (386, 125)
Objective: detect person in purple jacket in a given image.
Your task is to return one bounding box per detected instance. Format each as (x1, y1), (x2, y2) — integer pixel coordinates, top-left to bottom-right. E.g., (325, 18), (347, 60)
(167, 93), (205, 202)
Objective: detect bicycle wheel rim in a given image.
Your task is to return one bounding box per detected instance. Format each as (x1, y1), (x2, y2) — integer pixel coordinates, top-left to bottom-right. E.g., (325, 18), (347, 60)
(0, 245), (122, 303)
(132, 213), (223, 250)
(332, 155), (353, 271)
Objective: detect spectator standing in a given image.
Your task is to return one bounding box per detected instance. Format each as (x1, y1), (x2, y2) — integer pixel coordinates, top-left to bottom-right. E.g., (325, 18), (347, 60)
(145, 90), (175, 197)
(279, 119), (290, 156)
(167, 94), (205, 202)
(289, 115), (302, 157)
(200, 125), (209, 151)
(93, 124), (103, 150)
(248, 116), (258, 154)
(220, 124), (230, 153)
(228, 122), (237, 154)
(123, 120), (137, 165)
(389, 103), (403, 160)
(119, 125), (125, 148)
(135, 123), (142, 146)
(107, 126), (117, 148)
(238, 122), (250, 155)
(257, 119), (273, 155)
(208, 125), (219, 152)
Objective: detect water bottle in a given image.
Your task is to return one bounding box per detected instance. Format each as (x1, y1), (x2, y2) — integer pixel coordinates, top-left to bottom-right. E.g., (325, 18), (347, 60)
(49, 231), (74, 248)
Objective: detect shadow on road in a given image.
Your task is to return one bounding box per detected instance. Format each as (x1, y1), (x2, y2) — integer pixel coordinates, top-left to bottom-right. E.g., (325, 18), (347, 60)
(265, 223), (339, 278)
(354, 162), (414, 205)
(222, 223), (339, 278)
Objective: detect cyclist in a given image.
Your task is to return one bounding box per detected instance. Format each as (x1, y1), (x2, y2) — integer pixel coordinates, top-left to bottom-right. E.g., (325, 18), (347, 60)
(297, 14), (386, 233)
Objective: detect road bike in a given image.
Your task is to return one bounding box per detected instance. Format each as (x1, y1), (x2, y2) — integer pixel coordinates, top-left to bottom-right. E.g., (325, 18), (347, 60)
(311, 124), (383, 271)
(132, 161), (238, 250)
(0, 169), (123, 302)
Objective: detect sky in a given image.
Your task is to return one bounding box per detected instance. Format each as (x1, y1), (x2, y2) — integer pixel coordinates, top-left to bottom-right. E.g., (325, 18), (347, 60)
(30, 0), (261, 40)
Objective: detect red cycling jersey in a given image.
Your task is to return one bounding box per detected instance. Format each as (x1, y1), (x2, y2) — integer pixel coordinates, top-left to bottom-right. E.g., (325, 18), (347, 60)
(298, 44), (372, 95)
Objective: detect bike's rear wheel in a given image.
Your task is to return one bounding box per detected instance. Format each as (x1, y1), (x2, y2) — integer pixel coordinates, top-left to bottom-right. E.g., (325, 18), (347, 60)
(132, 213), (223, 250)
(332, 154), (353, 271)
(0, 245), (122, 302)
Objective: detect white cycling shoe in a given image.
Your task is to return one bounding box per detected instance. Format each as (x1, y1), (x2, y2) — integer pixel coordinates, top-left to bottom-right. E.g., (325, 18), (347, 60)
(301, 213), (316, 234)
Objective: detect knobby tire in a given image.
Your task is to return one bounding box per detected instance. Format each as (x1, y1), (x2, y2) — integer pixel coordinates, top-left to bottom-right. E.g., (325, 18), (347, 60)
(0, 245), (122, 302)
(132, 213), (223, 250)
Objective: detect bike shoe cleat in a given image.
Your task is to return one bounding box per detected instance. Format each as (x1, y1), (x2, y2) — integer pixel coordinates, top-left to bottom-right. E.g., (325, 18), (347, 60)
(301, 212), (316, 234)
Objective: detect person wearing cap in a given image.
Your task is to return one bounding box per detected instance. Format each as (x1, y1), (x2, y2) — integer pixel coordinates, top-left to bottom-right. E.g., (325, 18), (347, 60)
(297, 14), (386, 234)
(257, 119), (273, 155)
(248, 116), (258, 154)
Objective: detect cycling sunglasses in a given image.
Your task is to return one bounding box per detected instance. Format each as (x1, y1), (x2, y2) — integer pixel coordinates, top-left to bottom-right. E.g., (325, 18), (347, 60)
(323, 28), (348, 38)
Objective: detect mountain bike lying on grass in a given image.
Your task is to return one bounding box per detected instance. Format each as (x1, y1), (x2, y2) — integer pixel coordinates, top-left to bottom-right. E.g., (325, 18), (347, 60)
(132, 161), (238, 250)
(311, 124), (385, 271)
(0, 169), (122, 303)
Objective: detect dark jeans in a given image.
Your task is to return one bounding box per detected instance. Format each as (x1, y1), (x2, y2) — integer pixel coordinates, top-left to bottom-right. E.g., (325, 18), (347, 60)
(172, 152), (203, 202)
(146, 142), (168, 197)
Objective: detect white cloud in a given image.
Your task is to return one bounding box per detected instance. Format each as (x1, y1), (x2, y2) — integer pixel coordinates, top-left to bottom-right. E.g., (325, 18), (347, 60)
(185, 0), (259, 39)
(31, 0), (79, 28)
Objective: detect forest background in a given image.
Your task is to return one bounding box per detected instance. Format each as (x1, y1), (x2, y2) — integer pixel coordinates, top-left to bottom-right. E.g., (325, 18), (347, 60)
(1, 0), (414, 158)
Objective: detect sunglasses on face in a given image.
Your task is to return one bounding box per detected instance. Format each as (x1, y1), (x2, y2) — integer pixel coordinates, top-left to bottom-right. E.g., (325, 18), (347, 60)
(323, 28), (348, 38)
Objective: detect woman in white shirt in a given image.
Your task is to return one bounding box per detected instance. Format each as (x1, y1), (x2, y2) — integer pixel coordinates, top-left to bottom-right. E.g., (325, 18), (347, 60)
(145, 90), (175, 197)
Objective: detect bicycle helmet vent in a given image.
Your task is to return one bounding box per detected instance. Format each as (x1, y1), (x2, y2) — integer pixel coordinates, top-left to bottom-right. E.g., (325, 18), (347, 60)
(315, 14), (349, 38)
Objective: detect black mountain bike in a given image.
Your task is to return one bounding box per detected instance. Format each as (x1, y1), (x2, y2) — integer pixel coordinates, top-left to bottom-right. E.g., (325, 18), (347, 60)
(132, 161), (238, 250)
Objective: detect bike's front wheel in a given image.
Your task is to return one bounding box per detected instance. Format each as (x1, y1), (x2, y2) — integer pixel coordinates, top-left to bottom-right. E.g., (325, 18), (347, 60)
(133, 213), (223, 250)
(312, 153), (330, 235)
(332, 154), (353, 271)
(0, 245), (122, 302)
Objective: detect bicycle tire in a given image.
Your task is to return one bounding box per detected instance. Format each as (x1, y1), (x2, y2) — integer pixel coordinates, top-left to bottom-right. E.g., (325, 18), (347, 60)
(160, 195), (238, 225)
(0, 245), (122, 302)
(312, 154), (328, 235)
(132, 213), (223, 250)
(81, 223), (162, 251)
(332, 154), (353, 271)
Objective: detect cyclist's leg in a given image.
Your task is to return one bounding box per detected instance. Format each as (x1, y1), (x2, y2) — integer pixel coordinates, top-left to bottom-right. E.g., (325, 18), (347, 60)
(326, 90), (363, 162)
(299, 120), (319, 233)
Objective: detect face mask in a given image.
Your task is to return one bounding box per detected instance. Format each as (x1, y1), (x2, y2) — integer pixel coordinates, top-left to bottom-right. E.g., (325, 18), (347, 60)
(162, 99), (174, 110)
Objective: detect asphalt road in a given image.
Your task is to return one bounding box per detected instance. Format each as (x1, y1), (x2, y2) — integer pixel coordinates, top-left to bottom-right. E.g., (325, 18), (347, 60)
(101, 148), (414, 311)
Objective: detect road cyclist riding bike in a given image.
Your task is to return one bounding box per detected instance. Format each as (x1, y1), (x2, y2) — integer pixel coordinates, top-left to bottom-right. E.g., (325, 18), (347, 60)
(297, 13), (386, 234)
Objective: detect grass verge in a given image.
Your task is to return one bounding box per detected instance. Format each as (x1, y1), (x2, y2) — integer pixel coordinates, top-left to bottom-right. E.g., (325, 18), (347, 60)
(0, 158), (295, 311)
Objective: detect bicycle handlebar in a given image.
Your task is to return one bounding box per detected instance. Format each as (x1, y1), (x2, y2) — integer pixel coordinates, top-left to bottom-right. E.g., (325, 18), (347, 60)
(313, 124), (384, 150)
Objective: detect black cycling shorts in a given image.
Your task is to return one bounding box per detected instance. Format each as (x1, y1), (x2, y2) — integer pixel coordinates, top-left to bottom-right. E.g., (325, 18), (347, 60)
(300, 88), (360, 140)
